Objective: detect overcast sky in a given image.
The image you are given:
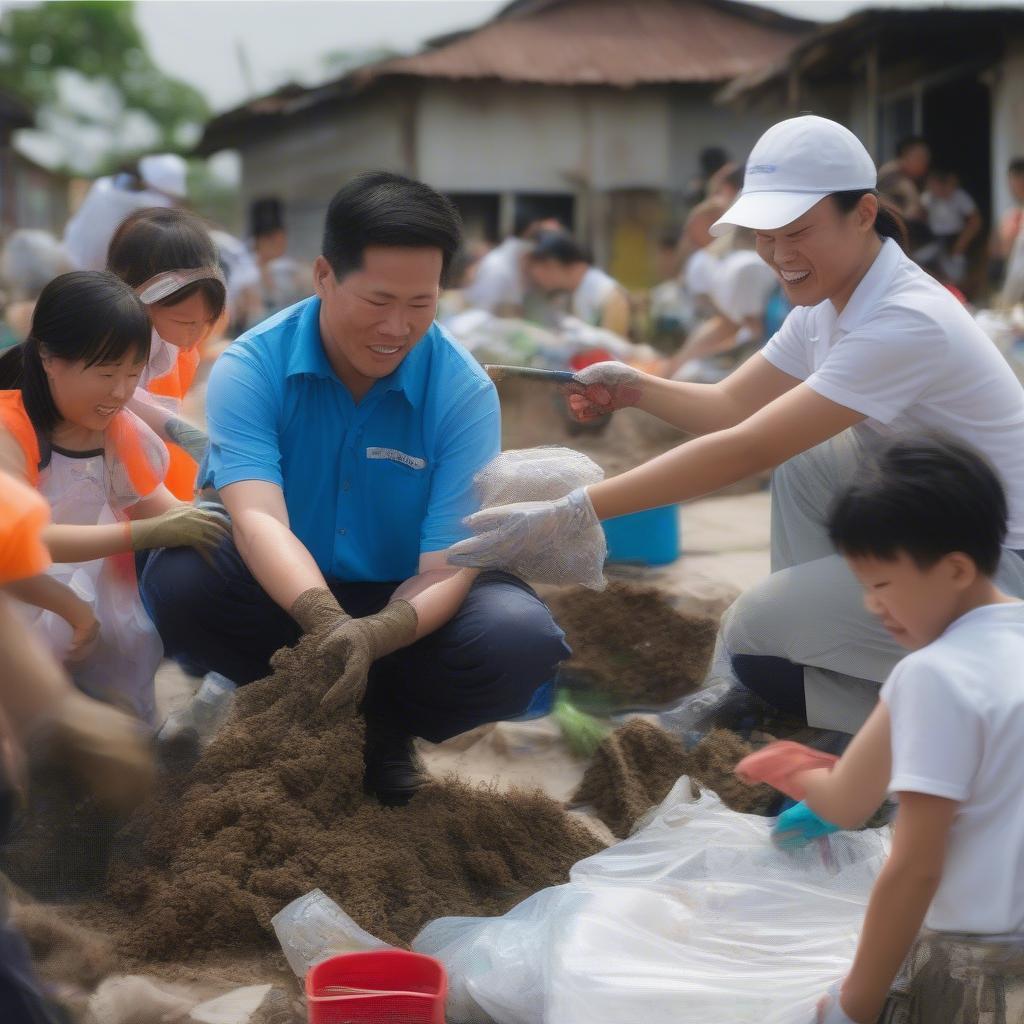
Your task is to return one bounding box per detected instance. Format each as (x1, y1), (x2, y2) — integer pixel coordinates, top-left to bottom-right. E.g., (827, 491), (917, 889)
(131, 0), (1018, 114)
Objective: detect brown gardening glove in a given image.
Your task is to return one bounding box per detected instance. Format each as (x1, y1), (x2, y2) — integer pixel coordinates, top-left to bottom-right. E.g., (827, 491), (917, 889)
(290, 587), (418, 712)
(129, 505), (230, 556)
(31, 692), (155, 814)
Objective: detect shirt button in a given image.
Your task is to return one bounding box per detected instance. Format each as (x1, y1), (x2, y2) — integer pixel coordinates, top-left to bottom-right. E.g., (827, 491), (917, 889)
(342, 479), (351, 491)
(337, 527), (347, 536)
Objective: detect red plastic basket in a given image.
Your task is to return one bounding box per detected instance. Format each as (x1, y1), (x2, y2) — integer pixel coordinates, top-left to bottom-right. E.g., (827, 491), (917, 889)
(306, 950), (448, 1024)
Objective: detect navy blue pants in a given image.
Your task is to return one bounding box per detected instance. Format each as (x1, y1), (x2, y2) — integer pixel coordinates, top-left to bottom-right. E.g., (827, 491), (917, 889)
(138, 539), (570, 744)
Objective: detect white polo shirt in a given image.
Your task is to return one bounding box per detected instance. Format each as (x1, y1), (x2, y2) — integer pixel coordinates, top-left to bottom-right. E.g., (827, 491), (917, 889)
(881, 601), (1024, 934)
(763, 238), (1024, 548)
(571, 266), (622, 326)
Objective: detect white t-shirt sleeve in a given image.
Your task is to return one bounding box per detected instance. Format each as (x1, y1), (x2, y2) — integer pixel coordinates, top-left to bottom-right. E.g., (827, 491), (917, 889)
(712, 258), (778, 322)
(881, 656), (982, 801)
(804, 309), (946, 423)
(761, 305), (813, 380)
(954, 189), (978, 218)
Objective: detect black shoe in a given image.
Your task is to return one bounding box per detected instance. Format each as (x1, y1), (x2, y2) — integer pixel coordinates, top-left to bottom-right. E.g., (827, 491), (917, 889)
(363, 717), (425, 807)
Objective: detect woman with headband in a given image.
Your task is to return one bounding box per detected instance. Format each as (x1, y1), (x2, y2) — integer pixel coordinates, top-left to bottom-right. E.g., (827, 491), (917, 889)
(0, 272), (227, 722)
(107, 207), (228, 499)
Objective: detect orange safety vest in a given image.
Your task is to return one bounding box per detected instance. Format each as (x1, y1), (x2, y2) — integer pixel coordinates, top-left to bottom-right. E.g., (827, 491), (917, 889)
(0, 390), (163, 499)
(0, 468), (50, 584)
(145, 346), (201, 500)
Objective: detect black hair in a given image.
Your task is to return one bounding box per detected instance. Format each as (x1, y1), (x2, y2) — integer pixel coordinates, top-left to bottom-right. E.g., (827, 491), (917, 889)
(527, 230), (590, 265)
(0, 271), (151, 435)
(896, 135), (929, 157)
(831, 189), (909, 250)
(321, 171), (462, 285)
(699, 146), (730, 179)
(106, 207), (227, 317)
(1009, 158), (1024, 177)
(250, 197), (285, 239)
(828, 434), (1007, 577)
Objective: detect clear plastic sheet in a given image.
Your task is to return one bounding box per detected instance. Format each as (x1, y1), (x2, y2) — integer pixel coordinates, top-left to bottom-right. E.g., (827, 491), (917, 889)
(414, 779), (890, 1024)
(474, 448), (604, 508)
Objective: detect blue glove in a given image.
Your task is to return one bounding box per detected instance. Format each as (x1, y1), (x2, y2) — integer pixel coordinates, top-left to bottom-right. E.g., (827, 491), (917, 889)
(772, 800), (840, 851)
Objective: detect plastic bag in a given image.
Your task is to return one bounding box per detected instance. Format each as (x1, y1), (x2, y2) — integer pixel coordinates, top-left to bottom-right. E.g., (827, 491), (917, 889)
(271, 889), (390, 977)
(414, 779), (889, 1024)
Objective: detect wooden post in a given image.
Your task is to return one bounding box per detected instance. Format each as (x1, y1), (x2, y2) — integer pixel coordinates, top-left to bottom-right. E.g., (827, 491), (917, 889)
(866, 42), (880, 161)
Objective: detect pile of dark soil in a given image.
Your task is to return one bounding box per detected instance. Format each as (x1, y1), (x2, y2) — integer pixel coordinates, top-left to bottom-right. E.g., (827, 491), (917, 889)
(572, 720), (777, 837)
(547, 582), (717, 708)
(107, 635), (604, 960)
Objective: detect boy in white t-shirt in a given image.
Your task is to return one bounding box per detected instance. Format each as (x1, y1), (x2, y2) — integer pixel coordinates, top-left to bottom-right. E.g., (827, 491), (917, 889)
(738, 435), (1024, 1024)
(920, 169), (982, 284)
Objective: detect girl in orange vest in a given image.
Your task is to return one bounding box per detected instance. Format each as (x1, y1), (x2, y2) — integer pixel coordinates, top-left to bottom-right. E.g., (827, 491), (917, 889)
(0, 469), (153, 1020)
(0, 271), (227, 723)
(106, 207), (228, 500)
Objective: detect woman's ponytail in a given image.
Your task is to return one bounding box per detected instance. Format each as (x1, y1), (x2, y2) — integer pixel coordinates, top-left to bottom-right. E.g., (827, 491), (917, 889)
(0, 337), (60, 433)
(831, 190), (909, 251)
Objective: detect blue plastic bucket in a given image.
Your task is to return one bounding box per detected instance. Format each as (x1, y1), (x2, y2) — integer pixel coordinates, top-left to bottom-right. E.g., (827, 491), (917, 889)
(602, 505), (681, 566)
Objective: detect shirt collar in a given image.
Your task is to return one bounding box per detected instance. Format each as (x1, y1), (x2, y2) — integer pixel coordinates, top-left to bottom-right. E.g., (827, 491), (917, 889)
(286, 297), (336, 380)
(286, 297), (432, 408)
(833, 237), (903, 335)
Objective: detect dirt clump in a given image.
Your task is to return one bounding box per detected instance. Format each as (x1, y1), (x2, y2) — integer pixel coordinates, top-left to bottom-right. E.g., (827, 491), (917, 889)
(108, 634), (604, 960)
(547, 582), (717, 708)
(572, 720), (776, 837)
(12, 900), (117, 990)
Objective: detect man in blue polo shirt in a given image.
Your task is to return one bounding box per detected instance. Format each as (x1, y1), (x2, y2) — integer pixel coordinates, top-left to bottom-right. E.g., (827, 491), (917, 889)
(139, 172), (569, 804)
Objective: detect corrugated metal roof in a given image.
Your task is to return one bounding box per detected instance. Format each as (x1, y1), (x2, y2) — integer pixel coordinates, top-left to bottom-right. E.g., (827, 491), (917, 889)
(198, 0), (809, 153)
(359, 0), (807, 88)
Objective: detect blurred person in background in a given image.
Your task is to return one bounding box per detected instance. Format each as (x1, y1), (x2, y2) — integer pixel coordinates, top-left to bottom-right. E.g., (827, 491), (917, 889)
(0, 272), (227, 724)
(107, 207), (228, 500)
(0, 469), (153, 1023)
(250, 197), (309, 318)
(667, 227), (781, 380)
(707, 161), (745, 206)
(63, 153), (188, 273)
(679, 197), (729, 323)
(878, 136), (931, 248)
(462, 208), (561, 318)
(525, 231), (631, 337)
(919, 168), (982, 286)
(0, 231), (71, 351)
(994, 158), (1024, 300)
(685, 145), (730, 205)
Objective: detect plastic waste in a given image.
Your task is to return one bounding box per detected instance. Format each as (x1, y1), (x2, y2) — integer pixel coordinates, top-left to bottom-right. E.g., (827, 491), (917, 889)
(271, 888), (391, 977)
(158, 671), (236, 749)
(414, 778), (890, 1024)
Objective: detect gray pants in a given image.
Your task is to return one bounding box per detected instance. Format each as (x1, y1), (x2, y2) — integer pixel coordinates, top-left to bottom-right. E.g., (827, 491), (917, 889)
(720, 429), (1024, 732)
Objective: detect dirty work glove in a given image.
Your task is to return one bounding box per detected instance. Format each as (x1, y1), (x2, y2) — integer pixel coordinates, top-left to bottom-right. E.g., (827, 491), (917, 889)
(318, 602), (419, 712)
(448, 486), (607, 590)
(128, 505), (230, 555)
(735, 740), (839, 801)
(32, 692), (155, 813)
(560, 361), (644, 423)
(773, 800), (841, 851)
(165, 416), (209, 463)
(816, 981), (860, 1023)
(290, 586), (350, 635)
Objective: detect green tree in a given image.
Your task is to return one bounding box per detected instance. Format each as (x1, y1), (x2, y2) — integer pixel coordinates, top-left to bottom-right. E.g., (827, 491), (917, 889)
(0, 0), (209, 171)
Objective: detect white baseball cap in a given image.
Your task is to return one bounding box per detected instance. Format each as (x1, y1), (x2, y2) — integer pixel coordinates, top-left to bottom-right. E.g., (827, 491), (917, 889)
(139, 153), (188, 199)
(711, 115), (877, 236)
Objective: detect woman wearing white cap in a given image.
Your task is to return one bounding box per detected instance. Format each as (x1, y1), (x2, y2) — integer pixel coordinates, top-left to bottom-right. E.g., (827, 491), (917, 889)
(451, 115), (1024, 738)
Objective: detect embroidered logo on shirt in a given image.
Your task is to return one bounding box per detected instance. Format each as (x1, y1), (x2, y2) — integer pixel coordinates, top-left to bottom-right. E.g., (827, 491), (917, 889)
(366, 447), (427, 470)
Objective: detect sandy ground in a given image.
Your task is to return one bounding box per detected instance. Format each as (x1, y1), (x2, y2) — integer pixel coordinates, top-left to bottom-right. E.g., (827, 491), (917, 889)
(154, 489), (772, 812)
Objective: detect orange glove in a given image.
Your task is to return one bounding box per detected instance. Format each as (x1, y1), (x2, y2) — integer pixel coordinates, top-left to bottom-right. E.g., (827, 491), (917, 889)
(735, 741), (838, 801)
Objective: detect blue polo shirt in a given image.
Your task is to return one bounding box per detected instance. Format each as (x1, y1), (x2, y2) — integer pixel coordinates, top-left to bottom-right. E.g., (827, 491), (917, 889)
(202, 297), (500, 582)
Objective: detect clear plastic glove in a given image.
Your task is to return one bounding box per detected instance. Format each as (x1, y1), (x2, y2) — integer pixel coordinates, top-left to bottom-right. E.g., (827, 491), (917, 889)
(165, 416), (209, 463)
(560, 361), (644, 422)
(34, 692), (155, 813)
(129, 505), (230, 556)
(318, 602), (418, 712)
(448, 486), (607, 590)
(735, 740), (839, 801)
(816, 980), (860, 1023)
(773, 800), (841, 851)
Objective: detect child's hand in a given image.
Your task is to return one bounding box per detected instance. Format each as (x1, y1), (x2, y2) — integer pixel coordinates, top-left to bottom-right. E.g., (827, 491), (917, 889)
(773, 801), (841, 850)
(64, 596), (99, 663)
(735, 740), (838, 800)
(816, 981), (860, 1023)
